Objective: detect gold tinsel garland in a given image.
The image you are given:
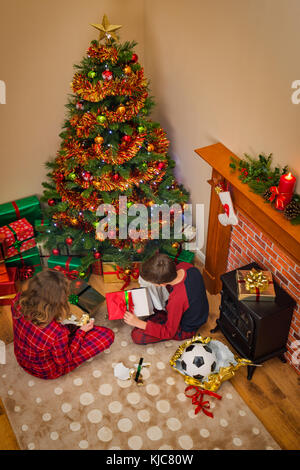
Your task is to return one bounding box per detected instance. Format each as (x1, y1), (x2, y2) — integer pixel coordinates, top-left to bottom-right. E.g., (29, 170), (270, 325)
(72, 69), (147, 103)
(87, 44), (119, 64)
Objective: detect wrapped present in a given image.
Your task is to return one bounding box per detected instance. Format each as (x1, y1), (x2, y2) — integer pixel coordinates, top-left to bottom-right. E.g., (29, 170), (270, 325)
(48, 255), (90, 280)
(68, 279), (105, 315)
(34, 218), (50, 233)
(106, 287), (153, 320)
(0, 234), (9, 283)
(5, 246), (42, 280)
(0, 267), (18, 305)
(0, 218), (36, 259)
(92, 259), (103, 276)
(161, 246), (195, 264)
(102, 261), (139, 289)
(236, 268), (276, 302)
(0, 195), (42, 227)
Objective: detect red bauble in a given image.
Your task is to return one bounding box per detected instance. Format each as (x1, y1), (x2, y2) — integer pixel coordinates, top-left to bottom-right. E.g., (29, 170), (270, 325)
(131, 53), (138, 63)
(65, 237), (73, 246)
(102, 70), (113, 80)
(56, 173), (64, 182)
(93, 252), (101, 259)
(48, 198), (56, 206)
(52, 248), (60, 256)
(122, 135), (132, 143)
(112, 173), (120, 181)
(157, 162), (166, 170)
(82, 171), (93, 181)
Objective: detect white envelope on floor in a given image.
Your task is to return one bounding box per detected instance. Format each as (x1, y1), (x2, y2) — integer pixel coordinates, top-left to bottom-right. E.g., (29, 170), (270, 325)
(128, 287), (153, 317)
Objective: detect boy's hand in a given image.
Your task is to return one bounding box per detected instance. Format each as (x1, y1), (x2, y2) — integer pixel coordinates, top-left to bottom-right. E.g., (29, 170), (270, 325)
(123, 311), (146, 330)
(80, 319), (94, 332)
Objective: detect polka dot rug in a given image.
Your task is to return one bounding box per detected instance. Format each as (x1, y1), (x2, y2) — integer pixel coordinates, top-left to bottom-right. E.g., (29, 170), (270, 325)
(0, 303), (280, 450)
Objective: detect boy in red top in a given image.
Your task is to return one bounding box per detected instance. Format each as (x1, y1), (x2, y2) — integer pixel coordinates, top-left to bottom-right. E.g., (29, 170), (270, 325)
(124, 253), (209, 344)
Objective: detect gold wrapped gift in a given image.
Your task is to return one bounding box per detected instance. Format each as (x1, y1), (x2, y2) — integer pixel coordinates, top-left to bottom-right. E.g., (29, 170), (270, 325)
(102, 262), (140, 286)
(236, 268), (275, 302)
(102, 262), (120, 283)
(169, 335), (252, 392)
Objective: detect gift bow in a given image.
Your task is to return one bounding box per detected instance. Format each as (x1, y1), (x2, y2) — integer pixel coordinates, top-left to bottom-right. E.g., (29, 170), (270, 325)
(268, 186), (292, 210)
(53, 257), (80, 280)
(18, 265), (36, 281)
(185, 385), (222, 418)
(243, 268), (268, 294)
(116, 264), (139, 290)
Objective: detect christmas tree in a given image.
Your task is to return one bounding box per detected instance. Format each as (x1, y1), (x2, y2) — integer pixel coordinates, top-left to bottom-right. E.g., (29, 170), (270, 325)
(40, 15), (189, 273)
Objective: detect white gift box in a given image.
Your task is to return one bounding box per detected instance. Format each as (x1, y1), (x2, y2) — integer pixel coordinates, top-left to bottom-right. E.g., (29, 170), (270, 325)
(128, 287), (154, 317)
(138, 275), (169, 311)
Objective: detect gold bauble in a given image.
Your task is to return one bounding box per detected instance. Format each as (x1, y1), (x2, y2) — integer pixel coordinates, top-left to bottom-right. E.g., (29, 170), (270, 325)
(116, 105), (126, 115)
(172, 242), (180, 249)
(94, 135), (104, 144)
(124, 65), (132, 74)
(124, 268), (131, 275)
(147, 143), (155, 152)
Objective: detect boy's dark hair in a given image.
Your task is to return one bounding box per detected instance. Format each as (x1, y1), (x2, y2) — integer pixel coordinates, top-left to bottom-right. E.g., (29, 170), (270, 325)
(140, 253), (177, 284)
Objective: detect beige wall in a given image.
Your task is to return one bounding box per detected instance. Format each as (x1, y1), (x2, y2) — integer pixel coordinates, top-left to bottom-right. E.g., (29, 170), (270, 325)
(0, 0), (145, 199)
(144, 0), (300, 252)
(1, 0), (300, 253)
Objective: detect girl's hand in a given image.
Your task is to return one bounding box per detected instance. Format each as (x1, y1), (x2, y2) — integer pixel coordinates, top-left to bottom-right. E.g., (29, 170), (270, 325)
(123, 311), (146, 330)
(80, 319), (94, 332)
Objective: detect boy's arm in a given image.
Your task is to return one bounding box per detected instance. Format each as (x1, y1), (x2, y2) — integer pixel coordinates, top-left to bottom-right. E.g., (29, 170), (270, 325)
(144, 292), (187, 339)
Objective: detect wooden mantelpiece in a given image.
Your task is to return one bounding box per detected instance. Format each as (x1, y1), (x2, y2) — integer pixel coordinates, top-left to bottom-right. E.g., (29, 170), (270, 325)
(195, 142), (300, 294)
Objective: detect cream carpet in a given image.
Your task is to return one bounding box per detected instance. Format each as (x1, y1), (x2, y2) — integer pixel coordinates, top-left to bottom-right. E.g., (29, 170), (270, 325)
(0, 302), (280, 450)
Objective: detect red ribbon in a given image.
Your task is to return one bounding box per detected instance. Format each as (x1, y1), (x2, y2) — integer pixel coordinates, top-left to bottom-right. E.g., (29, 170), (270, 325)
(185, 385), (222, 418)
(268, 186), (292, 210)
(11, 201), (21, 219)
(116, 264), (140, 290)
(53, 256), (79, 280)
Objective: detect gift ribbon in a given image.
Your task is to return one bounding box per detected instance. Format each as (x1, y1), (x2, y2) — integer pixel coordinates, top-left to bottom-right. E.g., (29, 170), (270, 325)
(53, 256), (80, 280)
(104, 264), (139, 290)
(184, 385), (222, 418)
(18, 264), (40, 281)
(6, 223), (34, 254)
(68, 285), (91, 313)
(268, 186), (292, 210)
(11, 201), (21, 219)
(238, 268), (272, 301)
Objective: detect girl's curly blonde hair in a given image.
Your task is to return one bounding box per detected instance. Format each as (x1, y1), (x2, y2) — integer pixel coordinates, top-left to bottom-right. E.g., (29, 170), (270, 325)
(16, 269), (70, 327)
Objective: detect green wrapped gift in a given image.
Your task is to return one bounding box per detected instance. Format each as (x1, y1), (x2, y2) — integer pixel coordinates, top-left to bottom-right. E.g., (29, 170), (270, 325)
(48, 255), (90, 281)
(34, 218), (50, 233)
(0, 195), (42, 227)
(5, 246), (42, 277)
(161, 246), (195, 264)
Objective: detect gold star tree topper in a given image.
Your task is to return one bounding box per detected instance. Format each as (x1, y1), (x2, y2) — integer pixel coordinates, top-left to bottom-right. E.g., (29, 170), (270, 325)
(91, 14), (122, 43)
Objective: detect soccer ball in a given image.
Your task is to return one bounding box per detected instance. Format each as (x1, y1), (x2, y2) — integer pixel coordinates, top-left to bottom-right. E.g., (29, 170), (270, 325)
(180, 343), (217, 381)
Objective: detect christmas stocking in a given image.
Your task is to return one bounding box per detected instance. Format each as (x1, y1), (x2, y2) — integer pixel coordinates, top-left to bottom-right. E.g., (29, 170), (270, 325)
(217, 191), (238, 226)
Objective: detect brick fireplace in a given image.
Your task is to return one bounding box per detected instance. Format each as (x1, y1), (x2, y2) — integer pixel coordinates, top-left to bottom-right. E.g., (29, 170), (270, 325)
(195, 142), (300, 374)
(227, 209), (300, 373)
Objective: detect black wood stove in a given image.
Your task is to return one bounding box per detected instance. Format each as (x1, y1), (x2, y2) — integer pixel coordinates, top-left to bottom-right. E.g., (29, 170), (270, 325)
(211, 262), (296, 379)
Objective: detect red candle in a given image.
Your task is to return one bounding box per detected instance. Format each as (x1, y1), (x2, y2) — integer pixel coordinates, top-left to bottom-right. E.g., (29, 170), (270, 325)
(278, 172), (296, 194)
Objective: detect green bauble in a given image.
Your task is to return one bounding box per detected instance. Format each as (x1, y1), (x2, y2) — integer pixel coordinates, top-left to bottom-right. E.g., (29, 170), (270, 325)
(97, 115), (107, 124)
(138, 126), (146, 133)
(68, 172), (76, 181)
(88, 70), (96, 78)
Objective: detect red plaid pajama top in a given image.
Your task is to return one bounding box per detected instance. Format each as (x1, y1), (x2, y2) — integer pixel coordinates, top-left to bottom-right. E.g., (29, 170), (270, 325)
(11, 294), (114, 380)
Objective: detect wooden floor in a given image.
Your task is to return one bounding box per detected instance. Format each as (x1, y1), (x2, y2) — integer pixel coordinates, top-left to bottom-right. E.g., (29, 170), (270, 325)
(0, 267), (299, 451)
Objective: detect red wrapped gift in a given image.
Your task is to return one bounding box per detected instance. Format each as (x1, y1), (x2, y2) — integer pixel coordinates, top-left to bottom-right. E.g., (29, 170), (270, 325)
(0, 218), (36, 259)
(106, 290), (134, 320)
(0, 235), (9, 283)
(0, 267), (18, 305)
